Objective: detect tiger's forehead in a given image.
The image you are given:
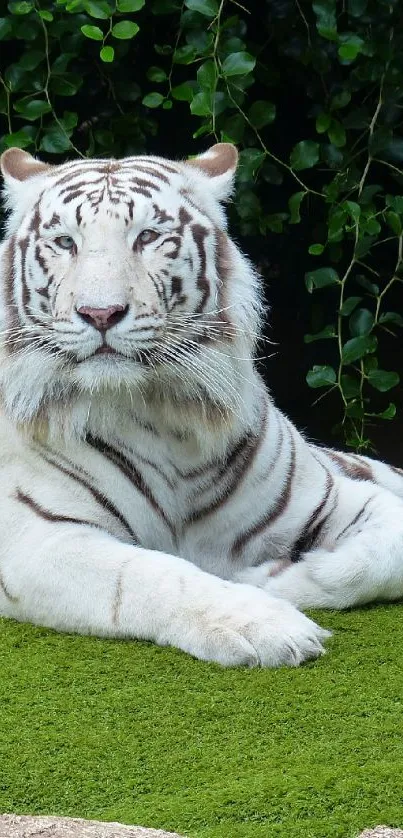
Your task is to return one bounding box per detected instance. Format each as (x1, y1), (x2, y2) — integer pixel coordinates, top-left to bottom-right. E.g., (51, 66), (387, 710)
(37, 155), (188, 226)
(47, 155), (182, 194)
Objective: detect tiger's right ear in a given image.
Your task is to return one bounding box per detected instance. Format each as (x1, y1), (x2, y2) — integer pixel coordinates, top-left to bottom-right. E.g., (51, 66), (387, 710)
(1, 148), (52, 213)
(1, 148), (52, 191)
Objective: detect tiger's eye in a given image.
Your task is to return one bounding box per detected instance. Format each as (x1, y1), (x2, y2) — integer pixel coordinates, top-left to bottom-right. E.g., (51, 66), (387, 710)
(55, 235), (75, 251)
(137, 229), (160, 246)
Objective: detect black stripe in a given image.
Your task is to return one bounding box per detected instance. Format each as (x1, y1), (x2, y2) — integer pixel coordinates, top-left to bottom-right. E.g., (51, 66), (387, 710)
(335, 497), (374, 543)
(232, 426), (296, 557)
(290, 470), (334, 562)
(16, 489), (103, 530)
(86, 435), (175, 536)
(185, 399), (268, 525)
(39, 448), (137, 543)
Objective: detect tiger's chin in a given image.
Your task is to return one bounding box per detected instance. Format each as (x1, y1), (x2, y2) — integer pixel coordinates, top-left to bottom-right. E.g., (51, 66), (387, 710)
(71, 351), (151, 391)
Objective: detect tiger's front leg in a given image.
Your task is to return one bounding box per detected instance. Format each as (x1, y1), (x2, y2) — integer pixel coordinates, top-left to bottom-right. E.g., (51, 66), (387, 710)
(0, 510), (329, 668)
(239, 479), (403, 610)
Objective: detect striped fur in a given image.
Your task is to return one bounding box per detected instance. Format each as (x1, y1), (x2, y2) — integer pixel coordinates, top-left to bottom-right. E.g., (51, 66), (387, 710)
(0, 144), (402, 668)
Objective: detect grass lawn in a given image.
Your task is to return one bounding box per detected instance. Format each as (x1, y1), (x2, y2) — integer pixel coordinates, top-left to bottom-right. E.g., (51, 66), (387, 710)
(1, 606), (403, 838)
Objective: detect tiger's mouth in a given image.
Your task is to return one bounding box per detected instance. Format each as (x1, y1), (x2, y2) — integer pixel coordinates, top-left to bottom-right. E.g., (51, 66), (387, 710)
(78, 345), (153, 366)
(94, 345), (118, 356)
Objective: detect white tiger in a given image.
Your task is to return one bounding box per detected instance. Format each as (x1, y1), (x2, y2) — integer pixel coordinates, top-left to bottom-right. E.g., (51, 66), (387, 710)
(0, 142), (402, 668)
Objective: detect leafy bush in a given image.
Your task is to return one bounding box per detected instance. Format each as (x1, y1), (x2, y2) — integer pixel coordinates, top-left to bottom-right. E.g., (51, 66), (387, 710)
(1, 0), (403, 450)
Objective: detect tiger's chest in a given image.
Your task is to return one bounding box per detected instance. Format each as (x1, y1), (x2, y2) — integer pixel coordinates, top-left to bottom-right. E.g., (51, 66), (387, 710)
(18, 428), (257, 578)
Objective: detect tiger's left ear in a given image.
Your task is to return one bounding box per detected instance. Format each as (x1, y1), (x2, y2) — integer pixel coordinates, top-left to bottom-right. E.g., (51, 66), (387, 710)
(185, 143), (238, 201)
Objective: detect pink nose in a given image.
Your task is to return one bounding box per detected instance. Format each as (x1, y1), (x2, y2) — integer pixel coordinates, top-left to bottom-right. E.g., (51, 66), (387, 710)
(76, 305), (128, 331)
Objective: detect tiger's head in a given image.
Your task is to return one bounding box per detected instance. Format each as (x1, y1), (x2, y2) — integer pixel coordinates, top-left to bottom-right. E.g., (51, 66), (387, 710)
(0, 144), (262, 435)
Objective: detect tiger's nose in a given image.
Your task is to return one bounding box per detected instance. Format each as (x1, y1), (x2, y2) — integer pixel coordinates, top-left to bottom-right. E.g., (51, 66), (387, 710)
(76, 305), (129, 331)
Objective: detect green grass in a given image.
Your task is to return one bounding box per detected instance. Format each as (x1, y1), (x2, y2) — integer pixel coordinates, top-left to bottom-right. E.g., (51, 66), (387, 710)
(1, 607), (403, 838)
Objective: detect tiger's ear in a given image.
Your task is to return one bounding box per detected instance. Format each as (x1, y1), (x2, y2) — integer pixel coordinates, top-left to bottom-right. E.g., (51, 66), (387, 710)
(185, 143), (238, 201)
(1, 148), (52, 188)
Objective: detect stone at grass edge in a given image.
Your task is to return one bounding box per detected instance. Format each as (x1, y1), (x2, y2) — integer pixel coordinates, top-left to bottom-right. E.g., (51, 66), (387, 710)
(2, 819), (403, 838)
(0, 815), (185, 837)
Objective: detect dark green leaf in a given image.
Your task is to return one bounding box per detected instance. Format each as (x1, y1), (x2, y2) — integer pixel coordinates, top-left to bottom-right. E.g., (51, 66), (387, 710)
(342, 334), (377, 364)
(330, 90), (351, 110)
(173, 44), (197, 64)
(142, 91), (164, 107)
(367, 370), (400, 392)
(305, 266), (340, 292)
(312, 0), (337, 40)
(316, 112), (330, 134)
(345, 401), (365, 419)
(8, 1), (33, 13)
(59, 111), (78, 132)
(18, 50), (43, 70)
(0, 17), (13, 38)
(197, 61), (216, 92)
(235, 190), (261, 221)
(343, 200), (361, 221)
(2, 127), (35, 148)
(304, 325), (336, 343)
(248, 100), (276, 129)
(171, 82), (194, 102)
(4, 64), (28, 92)
(112, 20), (139, 38)
(237, 148), (265, 183)
(94, 128), (113, 146)
(349, 307), (374, 337)
(321, 143), (344, 169)
(360, 185), (382, 205)
(348, 0), (367, 17)
(340, 296), (362, 316)
(341, 374), (361, 398)
(117, 0), (145, 9)
(100, 45), (114, 61)
(290, 140), (320, 171)
(355, 236), (377, 259)
(190, 90), (211, 116)
(306, 365), (336, 388)
(262, 212), (288, 234)
(363, 355), (377, 374)
(375, 403), (396, 420)
(147, 66), (168, 82)
(308, 244), (324, 255)
(184, 0), (218, 16)
(84, 0), (111, 18)
(385, 195), (403, 214)
(81, 23), (103, 39)
(328, 119), (346, 147)
(386, 211), (402, 236)
(220, 114), (245, 144)
(288, 191), (306, 224)
(338, 35), (364, 61)
(50, 74), (83, 96)
(355, 274), (379, 295)
(39, 126), (72, 153)
(14, 98), (51, 120)
(378, 312), (403, 328)
(221, 52), (256, 77)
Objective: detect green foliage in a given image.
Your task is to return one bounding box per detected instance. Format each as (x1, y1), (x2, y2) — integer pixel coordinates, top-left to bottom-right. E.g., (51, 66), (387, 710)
(0, 0), (403, 450)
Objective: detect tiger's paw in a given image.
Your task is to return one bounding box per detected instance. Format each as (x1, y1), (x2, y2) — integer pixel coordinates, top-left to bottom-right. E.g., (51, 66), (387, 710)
(176, 583), (330, 668)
